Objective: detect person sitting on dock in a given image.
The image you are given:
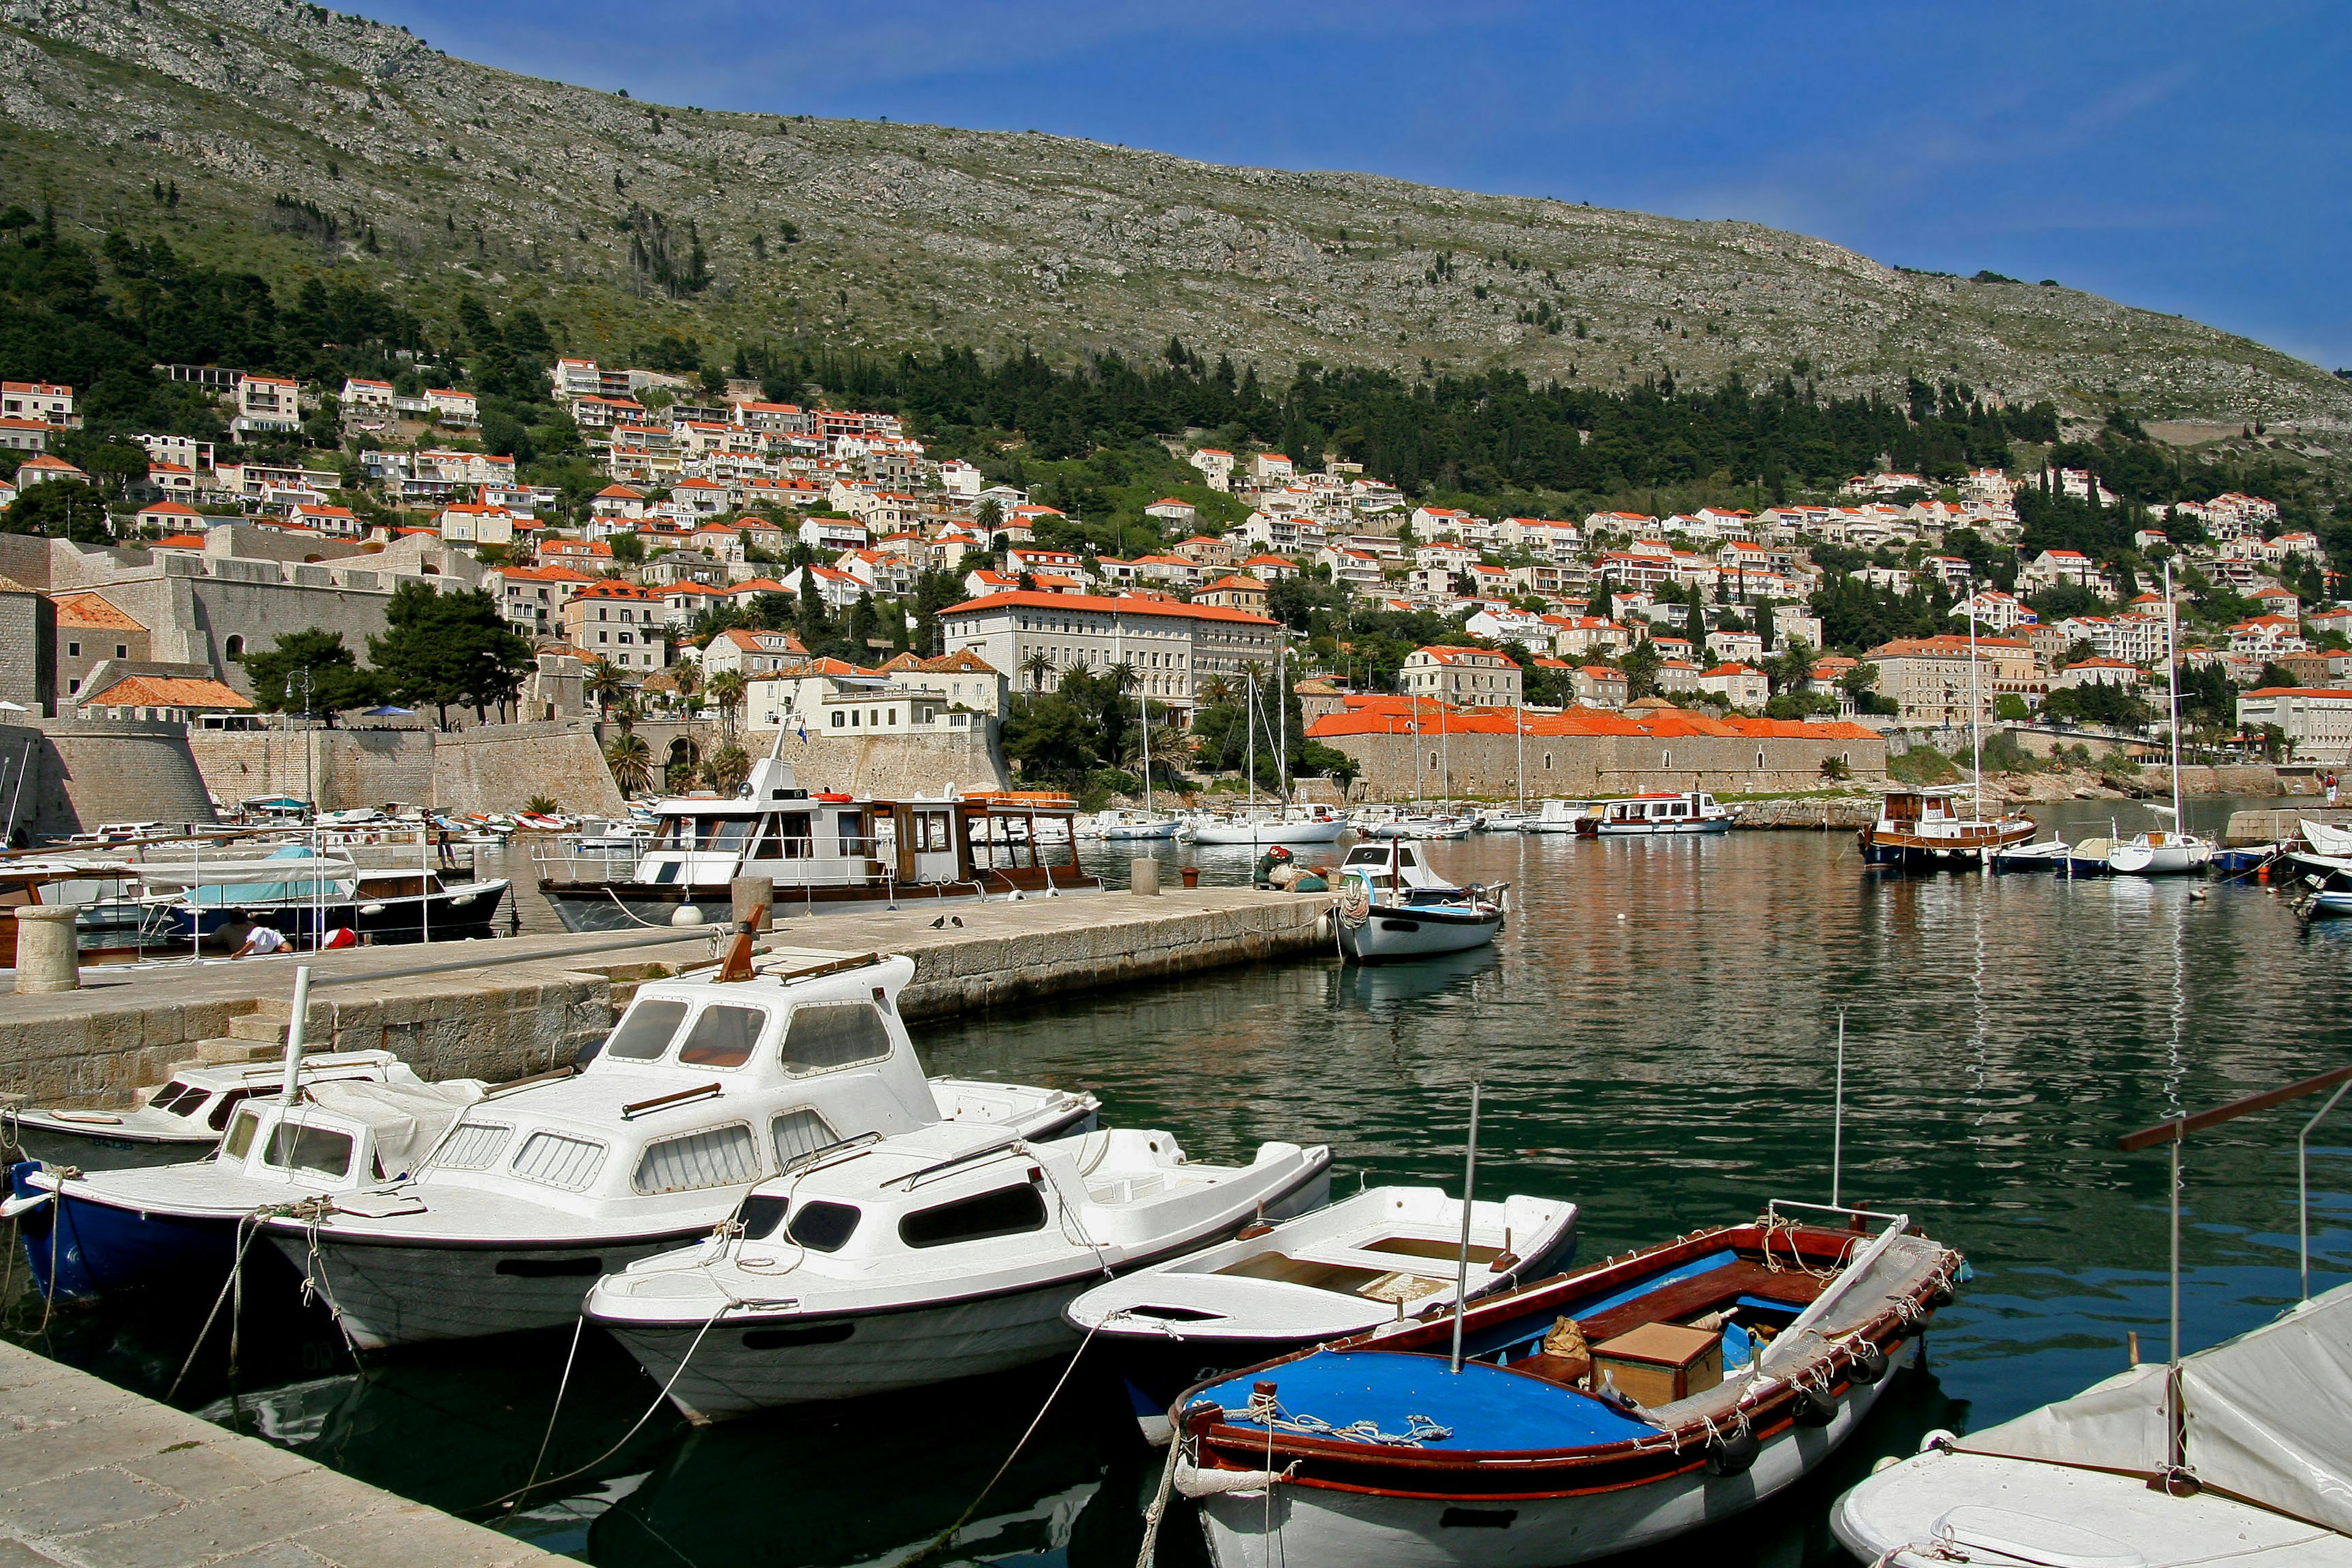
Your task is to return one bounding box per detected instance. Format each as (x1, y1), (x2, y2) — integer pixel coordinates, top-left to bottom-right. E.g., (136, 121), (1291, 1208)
(229, 918), (288, 959)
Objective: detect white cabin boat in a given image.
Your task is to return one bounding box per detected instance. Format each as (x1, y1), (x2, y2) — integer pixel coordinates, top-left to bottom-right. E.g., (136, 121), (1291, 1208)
(2108, 807), (2213, 875)
(1333, 842), (1505, 962)
(246, 949), (1101, 1348)
(1856, 788), (2035, 867)
(1188, 807), (1349, 846)
(1523, 799), (1591, 834)
(586, 1121), (1333, 1420)
(1578, 791), (1736, 836)
(7, 1049), (417, 1171)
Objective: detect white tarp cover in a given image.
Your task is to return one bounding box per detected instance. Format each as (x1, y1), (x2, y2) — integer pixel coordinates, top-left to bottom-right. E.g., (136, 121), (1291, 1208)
(306, 1079), (484, 1177)
(1959, 1280), (2352, 1535)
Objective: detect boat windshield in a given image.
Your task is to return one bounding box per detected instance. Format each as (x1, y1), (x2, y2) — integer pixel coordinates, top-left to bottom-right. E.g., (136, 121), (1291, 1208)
(601, 998), (689, 1061)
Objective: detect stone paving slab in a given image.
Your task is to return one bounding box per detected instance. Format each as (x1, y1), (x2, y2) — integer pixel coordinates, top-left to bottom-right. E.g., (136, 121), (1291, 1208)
(0, 1341), (559, 1568)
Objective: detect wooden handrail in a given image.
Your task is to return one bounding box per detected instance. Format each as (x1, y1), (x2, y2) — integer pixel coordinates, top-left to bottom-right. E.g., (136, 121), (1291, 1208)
(2118, 1063), (2352, 1151)
(620, 1081), (723, 1120)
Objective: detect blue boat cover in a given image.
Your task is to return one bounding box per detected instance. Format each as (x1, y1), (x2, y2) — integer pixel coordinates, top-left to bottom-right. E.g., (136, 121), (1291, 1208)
(1194, 1351), (1661, 1453)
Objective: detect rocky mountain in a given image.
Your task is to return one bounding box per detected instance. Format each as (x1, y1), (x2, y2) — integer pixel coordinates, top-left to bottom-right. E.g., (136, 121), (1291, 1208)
(3, 0), (2346, 427)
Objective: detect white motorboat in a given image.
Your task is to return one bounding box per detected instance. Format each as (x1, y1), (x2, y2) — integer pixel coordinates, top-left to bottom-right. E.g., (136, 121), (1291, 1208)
(1359, 814), (1473, 841)
(6, 1049), (418, 1172)
(1523, 799), (1591, 834)
(1579, 791), (1736, 836)
(1834, 1281), (2352, 1568)
(1333, 842), (1505, 962)
(1474, 810), (1534, 834)
(586, 1121), (1333, 1420)
(1989, 836), (2072, 872)
(2302, 818), (2352, 857)
(1067, 1185), (1578, 1440)
(247, 949), (1101, 1349)
(2289, 853), (2352, 917)
(10, 1073), (487, 1302)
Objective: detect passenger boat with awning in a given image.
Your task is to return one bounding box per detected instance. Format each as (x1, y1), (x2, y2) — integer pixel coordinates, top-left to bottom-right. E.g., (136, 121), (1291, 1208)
(1173, 1205), (1963, 1568)
(1575, 791), (1735, 836)
(1856, 788), (2035, 867)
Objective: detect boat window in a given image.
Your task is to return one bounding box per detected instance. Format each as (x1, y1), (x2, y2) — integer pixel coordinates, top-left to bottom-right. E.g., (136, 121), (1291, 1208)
(634, 1123), (760, 1194)
(511, 1132), (609, 1191)
(678, 1005), (768, 1068)
(431, 1121), (513, 1172)
(264, 1120), (354, 1180)
(771, 1107), (839, 1166)
(603, 999), (690, 1062)
(737, 1193), (790, 1240)
(154, 1080), (208, 1117)
(900, 1183), (1049, 1249)
(708, 818), (751, 851)
(779, 1002), (893, 1074)
(772, 812), (811, 858)
(790, 1200), (861, 1253)
(208, 1085), (280, 1131)
(221, 1106), (261, 1161)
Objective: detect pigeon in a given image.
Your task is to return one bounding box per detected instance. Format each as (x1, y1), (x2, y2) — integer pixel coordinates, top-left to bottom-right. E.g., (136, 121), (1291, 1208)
(951, 916), (964, 927)
(930, 916), (946, 929)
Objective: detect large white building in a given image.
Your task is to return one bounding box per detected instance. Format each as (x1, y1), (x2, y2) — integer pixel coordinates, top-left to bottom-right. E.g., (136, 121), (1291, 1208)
(2237, 687), (2352, 763)
(937, 589), (1282, 710)
(1399, 646), (1523, 709)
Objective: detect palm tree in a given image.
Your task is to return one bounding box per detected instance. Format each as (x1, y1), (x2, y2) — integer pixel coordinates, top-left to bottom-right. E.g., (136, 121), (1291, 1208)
(668, 659), (703, 715)
(604, 731), (654, 797)
(1199, 674), (1236, 707)
(703, 744), (753, 795)
(585, 660), (631, 719)
(1108, 660), (1138, 695)
(706, 669), (747, 742)
(1020, 649), (1055, 695)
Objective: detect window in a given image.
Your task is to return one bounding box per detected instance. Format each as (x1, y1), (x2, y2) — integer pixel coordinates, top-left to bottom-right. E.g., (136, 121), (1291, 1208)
(222, 1106), (262, 1161)
(633, 1123), (760, 1194)
(208, 1085), (279, 1131)
(223, 635), (244, 662)
(116, 645), (127, 659)
(600, 998), (689, 1062)
(265, 1120), (354, 1180)
(66, 641), (78, 658)
(432, 1121), (514, 1171)
(513, 1131), (608, 1191)
(900, 1183), (1049, 1249)
(679, 1005), (767, 1068)
(780, 1001), (892, 1074)
(771, 1107), (839, 1166)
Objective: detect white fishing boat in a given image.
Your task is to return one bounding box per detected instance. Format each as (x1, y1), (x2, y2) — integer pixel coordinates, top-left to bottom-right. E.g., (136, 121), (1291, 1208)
(10, 1065), (486, 1302)
(1834, 1066), (2352, 1568)
(1091, 809), (1181, 842)
(1474, 809), (1534, 834)
(244, 948), (1101, 1349)
(1856, 788), (2037, 867)
(2302, 818), (2352, 857)
(1577, 791), (1736, 836)
(1190, 809), (1348, 846)
(1068, 1186), (1578, 1440)
(586, 1120), (1333, 1420)
(6, 1049), (418, 1172)
(1989, 836), (2072, 872)
(1333, 842), (1505, 962)
(1523, 799), (1591, 834)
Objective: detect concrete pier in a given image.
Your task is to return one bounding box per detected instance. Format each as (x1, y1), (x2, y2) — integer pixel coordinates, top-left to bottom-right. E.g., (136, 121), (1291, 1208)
(0, 1340), (559, 1567)
(0, 888), (1336, 1109)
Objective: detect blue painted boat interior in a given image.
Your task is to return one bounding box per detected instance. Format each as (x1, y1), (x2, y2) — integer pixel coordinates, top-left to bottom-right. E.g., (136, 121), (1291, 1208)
(1196, 1351), (1662, 1451)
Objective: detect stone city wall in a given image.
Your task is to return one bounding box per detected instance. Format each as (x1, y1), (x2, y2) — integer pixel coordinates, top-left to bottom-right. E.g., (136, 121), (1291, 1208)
(0, 718), (219, 840)
(1321, 729), (1888, 800)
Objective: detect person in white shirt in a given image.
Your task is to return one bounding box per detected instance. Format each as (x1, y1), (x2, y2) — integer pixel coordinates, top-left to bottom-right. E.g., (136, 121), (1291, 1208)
(231, 919), (289, 959)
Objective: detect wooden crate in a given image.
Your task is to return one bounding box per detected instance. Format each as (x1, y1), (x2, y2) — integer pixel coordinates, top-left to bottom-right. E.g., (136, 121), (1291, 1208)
(1591, 1322), (1722, 1407)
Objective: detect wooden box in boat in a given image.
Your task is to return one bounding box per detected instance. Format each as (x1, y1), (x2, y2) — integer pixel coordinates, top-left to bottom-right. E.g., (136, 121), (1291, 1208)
(1591, 1322), (1722, 1407)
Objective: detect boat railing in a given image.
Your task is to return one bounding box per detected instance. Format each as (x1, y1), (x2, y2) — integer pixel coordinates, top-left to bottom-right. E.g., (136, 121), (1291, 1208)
(1762, 1197), (1913, 1232)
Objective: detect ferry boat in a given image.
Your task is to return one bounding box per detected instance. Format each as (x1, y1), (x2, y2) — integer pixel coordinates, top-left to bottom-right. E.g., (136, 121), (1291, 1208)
(1856, 788), (2036, 867)
(1575, 791), (1736, 836)
(536, 753), (1098, 932)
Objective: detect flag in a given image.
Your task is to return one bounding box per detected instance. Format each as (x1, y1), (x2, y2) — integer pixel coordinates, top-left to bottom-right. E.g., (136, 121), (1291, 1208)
(797, 718), (809, 742)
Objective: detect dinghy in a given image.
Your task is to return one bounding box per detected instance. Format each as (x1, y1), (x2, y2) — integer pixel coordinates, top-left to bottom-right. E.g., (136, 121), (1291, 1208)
(586, 1121), (1333, 1420)
(6, 1050), (419, 1172)
(243, 949), (1100, 1348)
(1174, 1205), (1963, 1568)
(1066, 1185), (1577, 1441)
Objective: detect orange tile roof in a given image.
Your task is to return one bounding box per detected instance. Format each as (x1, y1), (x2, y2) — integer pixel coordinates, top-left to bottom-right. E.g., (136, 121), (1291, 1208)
(50, 592), (143, 630)
(941, 589), (1277, 626)
(83, 674), (251, 710)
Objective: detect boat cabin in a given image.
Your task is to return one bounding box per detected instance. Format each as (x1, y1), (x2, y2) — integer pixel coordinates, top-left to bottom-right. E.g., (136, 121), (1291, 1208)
(217, 1077), (483, 1193)
(1594, 791), (1723, 827)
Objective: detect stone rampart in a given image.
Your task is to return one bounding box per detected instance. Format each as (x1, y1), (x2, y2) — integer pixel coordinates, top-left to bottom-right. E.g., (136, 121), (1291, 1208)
(747, 723), (1010, 796)
(1322, 728), (1887, 800)
(0, 718), (219, 840)
(187, 721), (625, 815)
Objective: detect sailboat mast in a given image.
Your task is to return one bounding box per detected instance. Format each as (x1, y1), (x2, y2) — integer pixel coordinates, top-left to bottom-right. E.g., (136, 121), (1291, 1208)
(1140, 683), (1152, 817)
(1276, 641), (1289, 808)
(1968, 569), (1983, 823)
(1245, 675), (1256, 812)
(2166, 559), (2184, 824)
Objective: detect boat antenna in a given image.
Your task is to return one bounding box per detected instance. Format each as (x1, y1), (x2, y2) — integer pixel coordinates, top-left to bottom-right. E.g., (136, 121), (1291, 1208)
(1449, 1080), (1483, 1374)
(2165, 559), (2184, 832)
(1831, 1008), (1846, 1208)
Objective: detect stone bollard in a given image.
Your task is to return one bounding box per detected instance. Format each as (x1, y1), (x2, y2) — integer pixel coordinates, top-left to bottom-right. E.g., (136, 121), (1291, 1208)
(13, 907), (80, 993)
(1131, 858), (1161, 897)
(730, 875), (775, 931)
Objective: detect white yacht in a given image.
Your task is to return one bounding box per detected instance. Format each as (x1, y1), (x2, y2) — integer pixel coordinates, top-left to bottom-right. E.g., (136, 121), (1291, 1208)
(1188, 807), (1349, 846)
(1579, 790), (1737, 836)
(250, 949), (1100, 1348)
(2108, 804), (2214, 875)
(7, 1049), (418, 1171)
(1089, 808), (1180, 842)
(1333, 841), (1506, 962)
(586, 1121), (1333, 1420)
(1523, 798), (1591, 834)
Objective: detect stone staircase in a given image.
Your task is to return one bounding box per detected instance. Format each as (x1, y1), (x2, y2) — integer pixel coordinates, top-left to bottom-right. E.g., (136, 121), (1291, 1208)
(135, 1005), (306, 1103)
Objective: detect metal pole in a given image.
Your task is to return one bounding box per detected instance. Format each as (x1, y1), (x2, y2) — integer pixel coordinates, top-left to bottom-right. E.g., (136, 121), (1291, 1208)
(2165, 560), (2184, 829)
(1450, 1081), (1483, 1374)
(2169, 1128), (2184, 1473)
(1832, 1009), (1846, 1208)
(279, 963), (313, 1104)
(1967, 571), (1983, 823)
(2301, 1081), (2351, 1302)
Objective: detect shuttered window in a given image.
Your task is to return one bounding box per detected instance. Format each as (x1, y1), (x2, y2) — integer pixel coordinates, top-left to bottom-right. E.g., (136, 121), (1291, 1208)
(511, 1132), (609, 1192)
(432, 1121), (514, 1172)
(633, 1123), (759, 1195)
(780, 1002), (892, 1075)
(769, 1108), (838, 1167)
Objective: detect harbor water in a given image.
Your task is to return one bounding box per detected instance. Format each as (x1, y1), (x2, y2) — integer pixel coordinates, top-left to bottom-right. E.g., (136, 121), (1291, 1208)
(10, 797), (2351, 1568)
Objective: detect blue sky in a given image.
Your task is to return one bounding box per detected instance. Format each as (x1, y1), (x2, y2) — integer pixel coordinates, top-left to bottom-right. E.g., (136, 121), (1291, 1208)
(357, 0), (2351, 371)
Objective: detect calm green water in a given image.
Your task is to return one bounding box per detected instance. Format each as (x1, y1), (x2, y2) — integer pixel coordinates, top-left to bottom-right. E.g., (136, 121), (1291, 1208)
(12, 797), (2352, 1568)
